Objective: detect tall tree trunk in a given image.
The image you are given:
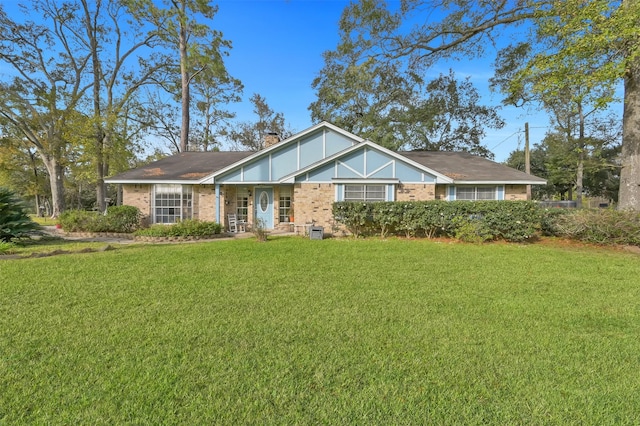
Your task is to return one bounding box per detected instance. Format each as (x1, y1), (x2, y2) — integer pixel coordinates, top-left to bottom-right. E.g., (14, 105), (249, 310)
(179, 4), (190, 153)
(619, 59), (640, 210)
(576, 102), (584, 209)
(41, 155), (65, 217)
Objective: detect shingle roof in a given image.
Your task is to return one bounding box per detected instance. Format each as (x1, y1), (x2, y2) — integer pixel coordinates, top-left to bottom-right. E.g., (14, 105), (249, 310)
(400, 151), (546, 183)
(106, 151), (253, 182)
(107, 149), (545, 184)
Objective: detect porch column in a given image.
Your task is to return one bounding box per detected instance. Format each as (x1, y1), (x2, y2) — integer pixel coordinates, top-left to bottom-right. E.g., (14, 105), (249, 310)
(215, 184), (221, 224)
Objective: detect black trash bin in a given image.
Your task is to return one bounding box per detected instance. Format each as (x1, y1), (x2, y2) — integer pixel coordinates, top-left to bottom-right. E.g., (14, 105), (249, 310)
(309, 226), (324, 240)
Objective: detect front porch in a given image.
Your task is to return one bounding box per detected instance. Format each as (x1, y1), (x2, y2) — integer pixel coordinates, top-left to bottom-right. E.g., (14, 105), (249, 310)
(219, 184), (296, 232)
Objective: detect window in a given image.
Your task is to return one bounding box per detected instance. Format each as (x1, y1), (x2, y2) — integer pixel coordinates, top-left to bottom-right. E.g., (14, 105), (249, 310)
(456, 186), (496, 201)
(279, 187), (292, 222)
(154, 184), (192, 223)
(344, 184), (386, 202)
(236, 188), (249, 222)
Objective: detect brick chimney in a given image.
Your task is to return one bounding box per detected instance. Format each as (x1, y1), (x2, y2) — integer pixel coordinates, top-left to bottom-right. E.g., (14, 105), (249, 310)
(264, 132), (280, 148)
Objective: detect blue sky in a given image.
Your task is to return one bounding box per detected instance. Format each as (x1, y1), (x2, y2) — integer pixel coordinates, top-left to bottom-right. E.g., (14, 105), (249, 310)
(212, 0), (558, 161)
(2, 0), (621, 162)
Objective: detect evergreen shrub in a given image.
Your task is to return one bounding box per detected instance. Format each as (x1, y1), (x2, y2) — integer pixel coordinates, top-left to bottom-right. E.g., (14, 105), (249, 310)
(0, 187), (41, 242)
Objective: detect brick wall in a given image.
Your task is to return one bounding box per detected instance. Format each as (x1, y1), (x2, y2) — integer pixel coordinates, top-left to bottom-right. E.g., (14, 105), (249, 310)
(505, 184), (528, 200)
(197, 185), (217, 222)
(293, 183), (335, 230)
(122, 184), (151, 226)
(396, 184), (436, 201)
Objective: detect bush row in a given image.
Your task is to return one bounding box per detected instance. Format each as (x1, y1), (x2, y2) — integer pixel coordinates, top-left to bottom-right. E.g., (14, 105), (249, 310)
(333, 201), (640, 246)
(58, 206), (141, 233)
(133, 219), (222, 238)
(333, 201), (541, 242)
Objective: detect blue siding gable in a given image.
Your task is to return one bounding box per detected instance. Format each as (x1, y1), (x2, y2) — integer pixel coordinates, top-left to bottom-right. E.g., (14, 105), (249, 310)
(216, 127), (356, 183)
(295, 146), (437, 183)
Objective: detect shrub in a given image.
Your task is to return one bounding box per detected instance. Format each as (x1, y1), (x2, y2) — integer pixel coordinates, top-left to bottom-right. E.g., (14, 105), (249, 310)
(333, 200), (541, 242)
(58, 210), (99, 232)
(252, 218), (269, 242)
(134, 220), (222, 238)
(58, 207), (141, 233)
(539, 208), (571, 236)
(104, 205), (141, 233)
(552, 209), (640, 246)
(332, 202), (374, 237)
(0, 187), (41, 242)
(0, 241), (17, 254)
(451, 216), (494, 243)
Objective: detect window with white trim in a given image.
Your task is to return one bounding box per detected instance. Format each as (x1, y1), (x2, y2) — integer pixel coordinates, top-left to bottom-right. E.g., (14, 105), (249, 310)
(153, 184), (192, 223)
(456, 186), (496, 201)
(344, 184), (386, 202)
(279, 187), (292, 222)
(236, 188), (249, 222)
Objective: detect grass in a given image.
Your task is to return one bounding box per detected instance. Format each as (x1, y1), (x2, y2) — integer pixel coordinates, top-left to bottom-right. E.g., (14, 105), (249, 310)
(1, 237), (640, 424)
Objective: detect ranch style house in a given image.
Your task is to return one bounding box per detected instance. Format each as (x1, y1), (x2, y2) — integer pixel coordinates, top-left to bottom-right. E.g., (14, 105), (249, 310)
(106, 122), (546, 233)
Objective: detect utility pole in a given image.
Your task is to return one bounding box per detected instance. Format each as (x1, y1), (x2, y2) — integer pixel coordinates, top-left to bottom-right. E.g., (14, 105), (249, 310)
(525, 122), (531, 200)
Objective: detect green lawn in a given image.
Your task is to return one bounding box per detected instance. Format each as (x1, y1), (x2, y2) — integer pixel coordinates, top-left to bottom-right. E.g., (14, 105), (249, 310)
(1, 237), (640, 424)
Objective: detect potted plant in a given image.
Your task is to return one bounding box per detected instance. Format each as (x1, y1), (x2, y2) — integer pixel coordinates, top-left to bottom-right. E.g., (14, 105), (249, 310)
(288, 205), (294, 223)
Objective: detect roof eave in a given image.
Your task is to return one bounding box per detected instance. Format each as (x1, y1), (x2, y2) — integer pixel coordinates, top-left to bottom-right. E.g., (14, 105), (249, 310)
(453, 180), (547, 185)
(105, 179), (203, 185)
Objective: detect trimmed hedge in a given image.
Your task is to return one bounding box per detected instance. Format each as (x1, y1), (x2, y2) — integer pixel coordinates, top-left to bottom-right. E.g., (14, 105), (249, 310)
(333, 200), (541, 242)
(133, 220), (222, 238)
(58, 206), (141, 233)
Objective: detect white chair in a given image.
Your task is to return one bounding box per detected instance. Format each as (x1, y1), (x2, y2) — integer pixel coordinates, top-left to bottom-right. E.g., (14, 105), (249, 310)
(228, 214), (246, 233)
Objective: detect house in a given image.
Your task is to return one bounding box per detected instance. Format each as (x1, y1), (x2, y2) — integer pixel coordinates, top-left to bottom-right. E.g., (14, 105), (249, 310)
(106, 122), (546, 232)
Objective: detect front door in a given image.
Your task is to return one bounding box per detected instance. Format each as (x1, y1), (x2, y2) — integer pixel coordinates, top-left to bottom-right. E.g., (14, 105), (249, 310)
(255, 187), (274, 229)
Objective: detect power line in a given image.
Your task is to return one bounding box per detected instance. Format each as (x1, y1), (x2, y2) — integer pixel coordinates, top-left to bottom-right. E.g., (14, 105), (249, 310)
(490, 130), (520, 151)
(490, 125), (550, 151)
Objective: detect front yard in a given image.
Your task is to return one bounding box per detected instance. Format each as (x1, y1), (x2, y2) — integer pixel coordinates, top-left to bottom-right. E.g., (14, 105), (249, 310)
(1, 237), (639, 424)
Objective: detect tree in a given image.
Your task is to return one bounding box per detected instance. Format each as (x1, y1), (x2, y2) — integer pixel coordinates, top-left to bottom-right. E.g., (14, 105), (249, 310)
(329, 0), (640, 209)
(0, 1), (92, 216)
(403, 71), (504, 157)
(128, 0), (238, 152)
(0, 133), (50, 215)
(506, 127), (621, 202)
(310, 53), (503, 154)
(79, 0), (164, 212)
(491, 39), (618, 208)
(228, 94), (295, 151)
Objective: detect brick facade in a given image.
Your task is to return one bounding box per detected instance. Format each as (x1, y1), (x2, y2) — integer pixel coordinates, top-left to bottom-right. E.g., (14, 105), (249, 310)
(293, 183), (335, 231)
(396, 184), (436, 201)
(122, 184), (151, 226)
(505, 184), (528, 201)
(196, 186), (216, 222)
(123, 182), (532, 231)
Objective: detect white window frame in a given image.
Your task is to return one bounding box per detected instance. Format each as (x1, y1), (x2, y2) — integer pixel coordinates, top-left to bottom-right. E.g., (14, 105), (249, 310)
(344, 184), (387, 202)
(455, 186), (498, 201)
(278, 187), (292, 222)
(153, 184), (192, 224)
(236, 188), (249, 222)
